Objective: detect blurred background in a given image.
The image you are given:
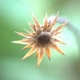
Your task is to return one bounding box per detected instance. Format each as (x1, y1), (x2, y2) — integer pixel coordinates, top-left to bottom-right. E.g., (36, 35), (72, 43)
(0, 0), (80, 80)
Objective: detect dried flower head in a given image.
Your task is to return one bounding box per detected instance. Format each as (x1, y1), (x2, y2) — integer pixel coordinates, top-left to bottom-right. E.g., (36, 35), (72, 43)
(12, 12), (68, 66)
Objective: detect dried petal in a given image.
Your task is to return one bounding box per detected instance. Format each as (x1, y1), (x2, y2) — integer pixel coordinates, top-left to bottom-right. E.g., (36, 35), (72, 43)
(46, 11), (59, 31)
(12, 40), (27, 44)
(12, 38), (33, 44)
(27, 21), (36, 32)
(22, 43), (34, 50)
(14, 31), (31, 37)
(22, 43), (38, 60)
(37, 47), (45, 66)
(45, 45), (51, 60)
(53, 38), (67, 44)
(23, 28), (32, 35)
(30, 24), (36, 32)
(54, 21), (67, 33)
(51, 31), (63, 36)
(36, 49), (38, 58)
(32, 13), (41, 29)
(51, 43), (65, 55)
(43, 13), (48, 31)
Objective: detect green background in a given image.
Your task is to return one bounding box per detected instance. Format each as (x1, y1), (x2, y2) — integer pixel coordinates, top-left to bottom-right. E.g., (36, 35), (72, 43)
(0, 0), (80, 80)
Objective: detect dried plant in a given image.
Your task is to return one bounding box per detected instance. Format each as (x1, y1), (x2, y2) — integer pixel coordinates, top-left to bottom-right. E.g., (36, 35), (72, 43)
(12, 12), (68, 66)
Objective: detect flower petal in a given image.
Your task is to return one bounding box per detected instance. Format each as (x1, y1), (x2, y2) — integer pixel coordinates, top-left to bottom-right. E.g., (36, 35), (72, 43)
(32, 13), (41, 29)
(54, 21), (68, 33)
(36, 52), (38, 58)
(22, 43), (38, 60)
(12, 38), (33, 44)
(51, 43), (65, 55)
(23, 28), (33, 35)
(53, 38), (67, 44)
(51, 31), (63, 36)
(45, 45), (51, 60)
(14, 31), (31, 37)
(46, 11), (59, 31)
(11, 40), (27, 44)
(37, 47), (45, 66)
(22, 43), (34, 50)
(51, 26), (67, 36)
(43, 13), (48, 31)
(27, 21), (36, 32)
(30, 24), (36, 32)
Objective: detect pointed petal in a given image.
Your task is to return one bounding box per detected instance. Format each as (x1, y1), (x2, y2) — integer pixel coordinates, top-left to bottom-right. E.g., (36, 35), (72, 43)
(27, 21), (36, 32)
(36, 49), (39, 58)
(51, 43), (65, 55)
(23, 29), (36, 38)
(36, 52), (38, 58)
(46, 11), (59, 31)
(51, 27), (67, 35)
(45, 46), (51, 60)
(51, 26), (67, 35)
(50, 11), (59, 27)
(54, 21), (68, 33)
(11, 40), (27, 44)
(32, 13), (40, 28)
(53, 38), (67, 44)
(43, 13), (48, 31)
(22, 43), (38, 60)
(14, 31), (31, 37)
(12, 38), (32, 44)
(37, 47), (45, 67)
(22, 43), (34, 50)
(51, 30), (63, 36)
(23, 28), (32, 35)
(30, 24), (36, 32)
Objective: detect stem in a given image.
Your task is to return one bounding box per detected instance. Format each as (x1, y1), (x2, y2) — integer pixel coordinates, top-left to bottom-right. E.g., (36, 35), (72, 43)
(57, 16), (80, 79)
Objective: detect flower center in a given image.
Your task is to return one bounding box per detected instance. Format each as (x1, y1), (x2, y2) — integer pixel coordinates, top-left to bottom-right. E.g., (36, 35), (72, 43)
(37, 34), (50, 45)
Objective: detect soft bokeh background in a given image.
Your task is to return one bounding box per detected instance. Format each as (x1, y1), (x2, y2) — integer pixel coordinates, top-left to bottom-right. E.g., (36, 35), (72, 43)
(0, 0), (80, 80)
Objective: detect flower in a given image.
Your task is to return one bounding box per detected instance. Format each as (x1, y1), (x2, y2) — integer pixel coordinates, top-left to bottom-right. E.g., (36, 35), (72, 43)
(12, 12), (68, 66)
